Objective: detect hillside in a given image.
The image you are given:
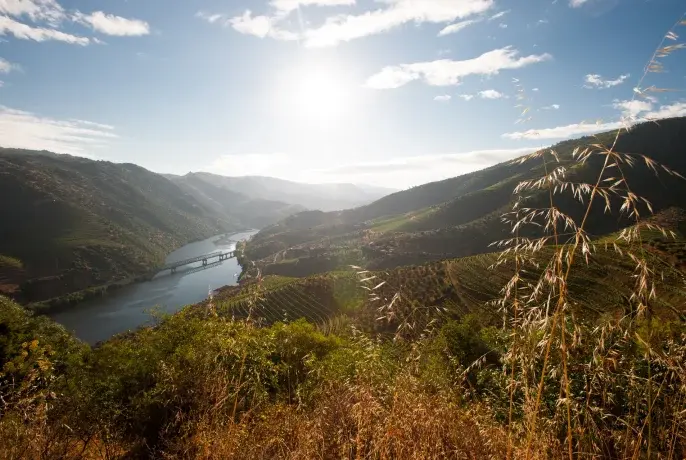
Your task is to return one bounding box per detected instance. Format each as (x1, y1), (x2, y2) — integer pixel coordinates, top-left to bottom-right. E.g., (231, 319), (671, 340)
(168, 173), (395, 212)
(1, 222), (684, 457)
(0, 149), (300, 304)
(167, 173), (306, 229)
(209, 228), (686, 334)
(244, 117), (686, 277)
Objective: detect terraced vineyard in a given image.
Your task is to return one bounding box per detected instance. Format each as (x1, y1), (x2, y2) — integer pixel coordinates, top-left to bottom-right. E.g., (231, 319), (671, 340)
(199, 236), (686, 334)
(207, 273), (366, 327)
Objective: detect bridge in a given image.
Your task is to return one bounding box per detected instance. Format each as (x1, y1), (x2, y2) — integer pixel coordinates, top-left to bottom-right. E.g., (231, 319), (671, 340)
(160, 251), (235, 274)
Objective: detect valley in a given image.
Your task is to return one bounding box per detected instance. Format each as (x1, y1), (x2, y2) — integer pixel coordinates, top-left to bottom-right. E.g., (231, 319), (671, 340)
(241, 118), (686, 280)
(2, 119), (686, 458)
(0, 149), (387, 308)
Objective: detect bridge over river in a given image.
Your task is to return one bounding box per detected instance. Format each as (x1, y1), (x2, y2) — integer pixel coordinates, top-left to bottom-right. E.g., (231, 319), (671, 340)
(160, 251), (235, 274)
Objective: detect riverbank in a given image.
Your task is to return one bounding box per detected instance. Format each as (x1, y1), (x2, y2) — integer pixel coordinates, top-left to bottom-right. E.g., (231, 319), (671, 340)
(46, 230), (258, 344)
(29, 274), (151, 314)
(30, 230), (257, 315)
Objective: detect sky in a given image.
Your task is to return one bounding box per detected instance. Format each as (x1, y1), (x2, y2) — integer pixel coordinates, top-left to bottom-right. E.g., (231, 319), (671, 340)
(1, 0), (685, 189)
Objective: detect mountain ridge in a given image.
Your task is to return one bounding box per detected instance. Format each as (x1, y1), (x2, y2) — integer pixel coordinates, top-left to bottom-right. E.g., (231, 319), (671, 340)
(243, 117), (686, 278)
(0, 148), (391, 306)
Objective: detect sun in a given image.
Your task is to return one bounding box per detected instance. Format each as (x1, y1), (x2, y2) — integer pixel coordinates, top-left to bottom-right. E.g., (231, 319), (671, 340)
(275, 66), (353, 124)
(293, 72), (349, 120)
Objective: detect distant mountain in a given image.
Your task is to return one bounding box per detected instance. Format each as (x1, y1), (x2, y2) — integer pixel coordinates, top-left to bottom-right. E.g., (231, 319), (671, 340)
(167, 174), (306, 229)
(0, 150), (301, 304)
(168, 173), (396, 212)
(244, 117), (686, 277)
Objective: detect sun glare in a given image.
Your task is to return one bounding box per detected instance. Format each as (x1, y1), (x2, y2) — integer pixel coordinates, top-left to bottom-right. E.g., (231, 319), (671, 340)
(294, 73), (349, 119)
(275, 65), (354, 124)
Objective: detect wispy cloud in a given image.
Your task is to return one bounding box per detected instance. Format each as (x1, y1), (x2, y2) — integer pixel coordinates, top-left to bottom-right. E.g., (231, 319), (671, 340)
(366, 47), (552, 89)
(0, 57), (20, 73)
(434, 94), (451, 102)
(198, 10), (298, 40)
(438, 19), (479, 36)
(73, 11), (150, 36)
(313, 147), (536, 188)
(458, 94), (474, 101)
(0, 0), (65, 25)
(270, 0), (355, 13)
(0, 15), (89, 44)
(583, 73), (630, 89)
(228, 10), (298, 40)
(215, 0), (494, 46)
(503, 100), (686, 140)
(0, 0), (150, 43)
(612, 98), (653, 118)
(569, 0), (591, 7)
(195, 11), (224, 24)
(542, 104), (560, 110)
(503, 121), (622, 140)
(0, 105), (117, 154)
(304, 0), (494, 47)
(489, 10), (510, 20)
(478, 89), (506, 99)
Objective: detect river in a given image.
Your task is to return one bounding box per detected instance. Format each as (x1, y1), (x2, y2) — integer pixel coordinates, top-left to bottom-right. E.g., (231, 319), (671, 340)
(48, 230), (258, 345)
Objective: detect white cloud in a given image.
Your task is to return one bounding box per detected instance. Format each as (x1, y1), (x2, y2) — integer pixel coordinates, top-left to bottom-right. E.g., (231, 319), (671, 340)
(569, 0), (590, 6)
(366, 47), (552, 89)
(644, 101), (686, 119)
(503, 100), (686, 140)
(438, 19), (479, 36)
(434, 94), (451, 102)
(270, 0), (355, 13)
(229, 10), (271, 37)
(583, 73), (630, 89)
(227, 10), (299, 40)
(303, 0), (494, 47)
(73, 11), (149, 36)
(0, 56), (19, 73)
(195, 11), (224, 24)
(488, 9), (509, 20)
(213, 0), (494, 47)
(612, 98), (653, 118)
(458, 94), (474, 100)
(498, 23), (507, 28)
(0, 15), (89, 44)
(531, 87), (539, 91)
(0, 105), (117, 154)
(542, 104), (560, 110)
(479, 89), (506, 99)
(503, 121), (623, 140)
(0, 0), (65, 25)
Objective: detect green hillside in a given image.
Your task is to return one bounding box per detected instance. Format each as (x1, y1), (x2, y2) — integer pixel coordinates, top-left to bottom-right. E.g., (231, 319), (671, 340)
(0, 149), (308, 305)
(2, 223), (684, 457)
(207, 228), (686, 337)
(244, 117), (686, 278)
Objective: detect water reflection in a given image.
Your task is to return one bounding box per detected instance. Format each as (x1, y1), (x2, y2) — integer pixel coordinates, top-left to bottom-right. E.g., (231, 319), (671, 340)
(49, 230), (256, 344)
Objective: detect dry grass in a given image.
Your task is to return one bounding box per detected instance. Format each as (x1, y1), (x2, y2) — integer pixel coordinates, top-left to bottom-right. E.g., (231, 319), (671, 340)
(488, 13), (686, 460)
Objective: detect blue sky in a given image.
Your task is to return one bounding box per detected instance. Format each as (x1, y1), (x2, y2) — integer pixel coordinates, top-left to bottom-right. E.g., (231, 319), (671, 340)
(1, 0), (685, 188)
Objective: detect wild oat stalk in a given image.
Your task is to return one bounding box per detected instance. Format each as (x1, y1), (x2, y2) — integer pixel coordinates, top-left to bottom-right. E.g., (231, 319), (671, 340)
(494, 13), (686, 459)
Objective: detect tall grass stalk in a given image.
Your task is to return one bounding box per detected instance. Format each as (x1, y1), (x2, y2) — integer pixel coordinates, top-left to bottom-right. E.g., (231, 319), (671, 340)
(493, 12), (686, 458)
